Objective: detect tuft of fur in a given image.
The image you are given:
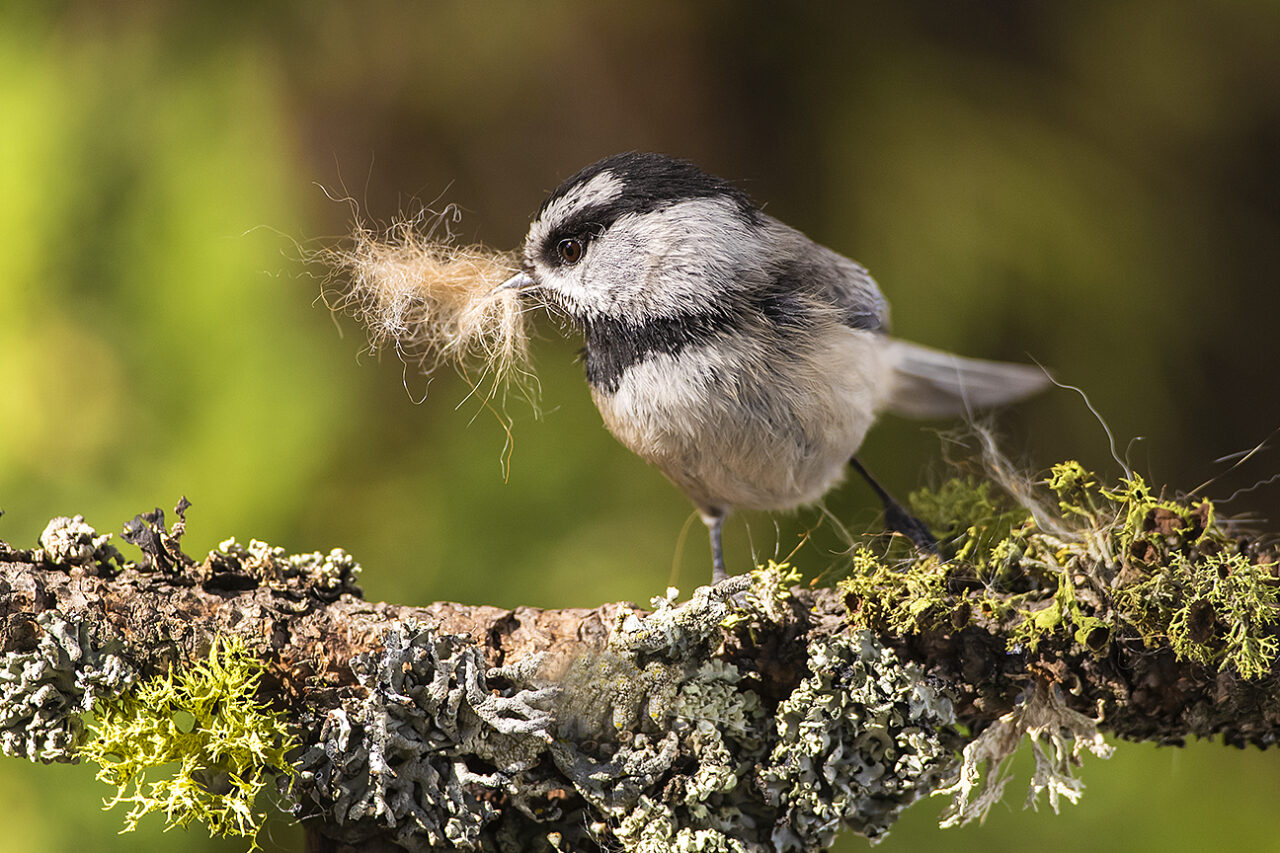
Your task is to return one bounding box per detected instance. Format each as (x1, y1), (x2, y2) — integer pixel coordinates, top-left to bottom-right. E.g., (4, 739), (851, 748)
(324, 209), (532, 395)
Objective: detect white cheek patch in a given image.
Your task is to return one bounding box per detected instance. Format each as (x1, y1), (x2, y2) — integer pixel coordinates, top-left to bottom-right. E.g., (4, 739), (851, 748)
(538, 269), (594, 317)
(596, 198), (758, 318)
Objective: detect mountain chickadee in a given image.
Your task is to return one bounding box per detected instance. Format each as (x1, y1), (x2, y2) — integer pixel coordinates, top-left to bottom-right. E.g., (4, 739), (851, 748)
(502, 152), (1046, 580)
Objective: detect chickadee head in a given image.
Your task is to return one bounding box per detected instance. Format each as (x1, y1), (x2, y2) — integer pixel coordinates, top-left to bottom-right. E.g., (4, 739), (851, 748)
(509, 152), (766, 324)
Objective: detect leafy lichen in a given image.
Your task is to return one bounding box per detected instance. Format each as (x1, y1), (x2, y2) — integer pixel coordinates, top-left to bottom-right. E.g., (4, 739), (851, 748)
(760, 631), (957, 849)
(720, 561), (803, 632)
(614, 796), (749, 853)
(573, 584), (956, 852)
(209, 538), (363, 599)
(80, 636), (296, 848)
(35, 515), (127, 575)
(287, 571), (962, 852)
(291, 620), (556, 851)
(0, 612), (134, 762)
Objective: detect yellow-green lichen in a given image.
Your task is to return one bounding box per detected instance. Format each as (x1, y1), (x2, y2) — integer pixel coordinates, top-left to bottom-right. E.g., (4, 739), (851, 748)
(839, 547), (952, 635)
(910, 476), (1033, 569)
(81, 636), (296, 848)
(1120, 550), (1280, 679)
(840, 461), (1279, 680)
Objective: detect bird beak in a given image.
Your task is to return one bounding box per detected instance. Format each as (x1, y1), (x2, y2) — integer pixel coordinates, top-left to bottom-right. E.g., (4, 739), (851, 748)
(496, 271), (536, 292)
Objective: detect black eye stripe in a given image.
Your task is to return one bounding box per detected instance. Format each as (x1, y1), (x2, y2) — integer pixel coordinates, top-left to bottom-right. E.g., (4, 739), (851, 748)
(541, 224), (601, 268)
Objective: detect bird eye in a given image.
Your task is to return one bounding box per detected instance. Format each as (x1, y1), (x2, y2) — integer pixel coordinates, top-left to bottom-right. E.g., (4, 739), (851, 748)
(556, 238), (584, 265)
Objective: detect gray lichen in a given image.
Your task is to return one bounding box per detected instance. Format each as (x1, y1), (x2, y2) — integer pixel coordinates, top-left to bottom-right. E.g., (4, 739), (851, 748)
(0, 612), (134, 762)
(566, 578), (956, 852)
(612, 577), (752, 659)
(292, 620), (556, 851)
(292, 572), (961, 852)
(604, 657), (771, 852)
(614, 797), (750, 853)
(35, 515), (126, 574)
(937, 681), (1112, 828)
(760, 631), (957, 849)
(720, 561), (804, 632)
(288, 547), (363, 598)
(211, 537), (362, 598)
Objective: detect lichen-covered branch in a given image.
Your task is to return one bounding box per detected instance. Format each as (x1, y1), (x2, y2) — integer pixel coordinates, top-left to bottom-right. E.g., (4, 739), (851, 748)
(1, 459), (1278, 852)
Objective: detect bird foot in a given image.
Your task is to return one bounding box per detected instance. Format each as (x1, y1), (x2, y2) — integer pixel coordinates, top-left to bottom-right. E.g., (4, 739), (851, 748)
(884, 502), (938, 553)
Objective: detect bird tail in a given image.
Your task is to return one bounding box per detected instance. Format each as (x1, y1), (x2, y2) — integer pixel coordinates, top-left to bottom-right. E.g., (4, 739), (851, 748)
(882, 338), (1049, 419)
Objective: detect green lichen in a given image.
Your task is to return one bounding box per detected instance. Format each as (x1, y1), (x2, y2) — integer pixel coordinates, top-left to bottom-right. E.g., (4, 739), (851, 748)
(909, 476), (1033, 568)
(839, 547), (952, 635)
(1007, 566), (1111, 655)
(841, 461), (1279, 680)
(720, 560), (802, 632)
(81, 636), (297, 848)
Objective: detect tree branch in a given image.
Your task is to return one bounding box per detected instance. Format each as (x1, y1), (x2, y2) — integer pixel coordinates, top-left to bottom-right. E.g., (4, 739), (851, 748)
(1, 458), (1278, 852)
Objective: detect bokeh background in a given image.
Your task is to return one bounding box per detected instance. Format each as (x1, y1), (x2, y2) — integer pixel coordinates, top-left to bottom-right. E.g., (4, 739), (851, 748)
(2, 1), (1279, 851)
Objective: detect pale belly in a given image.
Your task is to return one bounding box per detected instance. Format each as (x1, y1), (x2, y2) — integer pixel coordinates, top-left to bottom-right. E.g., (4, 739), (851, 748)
(591, 328), (892, 514)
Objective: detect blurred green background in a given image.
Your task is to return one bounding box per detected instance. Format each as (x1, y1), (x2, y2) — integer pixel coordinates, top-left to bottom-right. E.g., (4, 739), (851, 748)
(2, 1), (1279, 850)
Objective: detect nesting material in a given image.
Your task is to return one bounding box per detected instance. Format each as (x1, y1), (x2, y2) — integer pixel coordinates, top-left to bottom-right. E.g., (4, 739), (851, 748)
(326, 211), (531, 392)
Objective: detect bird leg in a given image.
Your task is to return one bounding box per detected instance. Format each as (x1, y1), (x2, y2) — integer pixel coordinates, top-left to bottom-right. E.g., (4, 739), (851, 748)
(848, 457), (938, 552)
(700, 509), (728, 582)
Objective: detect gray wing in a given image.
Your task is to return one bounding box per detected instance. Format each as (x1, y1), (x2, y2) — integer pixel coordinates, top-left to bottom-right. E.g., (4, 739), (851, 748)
(759, 218), (1048, 417)
(763, 216), (890, 332)
(884, 339), (1050, 417)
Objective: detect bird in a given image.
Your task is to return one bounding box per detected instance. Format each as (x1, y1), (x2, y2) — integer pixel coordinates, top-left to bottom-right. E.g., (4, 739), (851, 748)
(500, 152), (1047, 581)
